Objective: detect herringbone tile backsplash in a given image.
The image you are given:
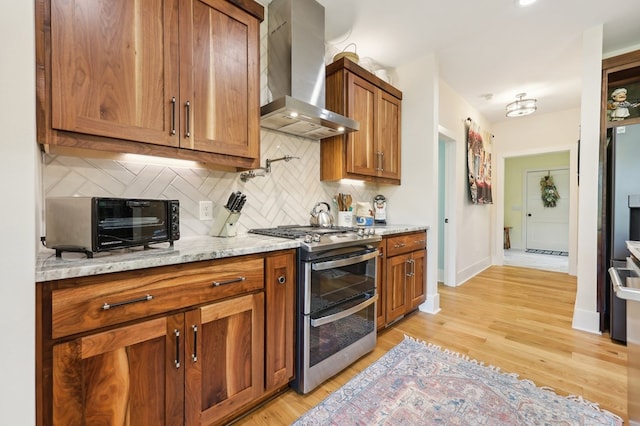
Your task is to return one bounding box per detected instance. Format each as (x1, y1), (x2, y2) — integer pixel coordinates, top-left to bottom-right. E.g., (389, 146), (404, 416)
(42, 131), (379, 237)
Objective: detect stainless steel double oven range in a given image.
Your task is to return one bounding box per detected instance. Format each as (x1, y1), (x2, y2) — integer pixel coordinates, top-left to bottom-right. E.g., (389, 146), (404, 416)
(250, 225), (380, 394)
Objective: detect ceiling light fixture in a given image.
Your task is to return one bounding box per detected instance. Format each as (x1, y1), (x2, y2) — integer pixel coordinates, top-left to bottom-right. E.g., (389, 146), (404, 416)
(505, 93), (537, 117)
(517, 0), (537, 6)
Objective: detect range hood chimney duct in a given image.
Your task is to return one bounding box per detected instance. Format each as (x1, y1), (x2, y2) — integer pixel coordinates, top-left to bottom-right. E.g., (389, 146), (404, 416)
(260, 0), (359, 140)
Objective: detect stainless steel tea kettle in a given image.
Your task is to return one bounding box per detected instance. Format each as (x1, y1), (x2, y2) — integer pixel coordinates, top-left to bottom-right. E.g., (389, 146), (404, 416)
(310, 202), (334, 227)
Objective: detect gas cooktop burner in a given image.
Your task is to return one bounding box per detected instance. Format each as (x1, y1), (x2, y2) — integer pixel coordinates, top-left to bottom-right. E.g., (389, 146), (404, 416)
(249, 225), (380, 252)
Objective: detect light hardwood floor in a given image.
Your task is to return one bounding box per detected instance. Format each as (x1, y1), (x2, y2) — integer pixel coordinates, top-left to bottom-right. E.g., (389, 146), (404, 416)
(235, 265), (628, 424)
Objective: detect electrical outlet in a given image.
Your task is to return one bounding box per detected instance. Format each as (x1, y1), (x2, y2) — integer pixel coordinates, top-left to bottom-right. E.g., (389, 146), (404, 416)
(199, 201), (214, 220)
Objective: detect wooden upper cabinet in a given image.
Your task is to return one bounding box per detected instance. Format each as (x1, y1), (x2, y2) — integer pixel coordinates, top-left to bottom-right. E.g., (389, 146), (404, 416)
(180, 0), (260, 159)
(322, 57), (402, 185)
(37, 0), (263, 170)
(345, 73), (377, 176)
(49, 0), (180, 147)
(378, 90), (401, 180)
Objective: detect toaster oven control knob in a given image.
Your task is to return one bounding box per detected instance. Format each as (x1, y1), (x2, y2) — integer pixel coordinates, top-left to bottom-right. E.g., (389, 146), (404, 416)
(304, 234), (313, 244)
(312, 234), (321, 243)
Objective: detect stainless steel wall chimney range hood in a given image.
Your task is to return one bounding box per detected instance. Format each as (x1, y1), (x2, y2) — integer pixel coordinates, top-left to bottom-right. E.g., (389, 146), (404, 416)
(260, 0), (359, 140)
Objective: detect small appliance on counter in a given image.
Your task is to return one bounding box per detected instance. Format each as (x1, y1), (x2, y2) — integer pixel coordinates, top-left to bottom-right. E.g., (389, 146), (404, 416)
(210, 191), (246, 237)
(45, 197), (180, 258)
(373, 194), (387, 224)
(355, 201), (374, 226)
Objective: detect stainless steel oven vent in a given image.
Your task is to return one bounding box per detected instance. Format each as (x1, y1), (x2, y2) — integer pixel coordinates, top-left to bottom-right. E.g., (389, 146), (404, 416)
(260, 0), (359, 140)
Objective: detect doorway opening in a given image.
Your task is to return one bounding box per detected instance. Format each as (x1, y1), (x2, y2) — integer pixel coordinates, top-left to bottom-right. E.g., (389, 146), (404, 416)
(438, 131), (456, 286)
(502, 150), (573, 273)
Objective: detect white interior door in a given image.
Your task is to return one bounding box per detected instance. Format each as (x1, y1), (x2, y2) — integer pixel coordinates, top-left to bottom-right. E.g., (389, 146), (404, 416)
(525, 169), (569, 252)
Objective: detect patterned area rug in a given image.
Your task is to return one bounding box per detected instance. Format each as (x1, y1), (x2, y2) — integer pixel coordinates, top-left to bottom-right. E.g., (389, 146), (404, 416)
(293, 337), (622, 425)
(526, 248), (569, 256)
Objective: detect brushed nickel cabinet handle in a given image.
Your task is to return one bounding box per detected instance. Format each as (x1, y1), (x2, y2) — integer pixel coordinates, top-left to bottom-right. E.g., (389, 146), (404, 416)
(380, 151), (385, 171)
(406, 259), (415, 277)
(170, 97), (176, 135)
(185, 101), (191, 138)
(191, 325), (198, 362)
(102, 294), (153, 310)
(174, 329), (181, 369)
(212, 276), (246, 287)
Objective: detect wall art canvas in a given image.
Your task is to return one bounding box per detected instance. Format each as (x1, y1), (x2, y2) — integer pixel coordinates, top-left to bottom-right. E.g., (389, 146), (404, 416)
(467, 120), (493, 204)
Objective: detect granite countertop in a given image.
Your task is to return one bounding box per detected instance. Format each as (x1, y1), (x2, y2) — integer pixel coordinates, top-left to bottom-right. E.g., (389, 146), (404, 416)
(36, 224), (428, 283)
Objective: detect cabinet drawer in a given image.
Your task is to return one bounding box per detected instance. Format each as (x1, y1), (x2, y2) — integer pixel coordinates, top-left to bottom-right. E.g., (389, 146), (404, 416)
(385, 232), (427, 257)
(51, 257), (264, 339)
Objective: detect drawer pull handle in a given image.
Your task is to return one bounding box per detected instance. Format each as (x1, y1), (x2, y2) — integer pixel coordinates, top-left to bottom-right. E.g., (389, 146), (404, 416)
(415, 239), (426, 245)
(174, 329), (181, 369)
(394, 243), (406, 249)
(102, 294), (153, 310)
(192, 325), (198, 362)
(212, 276), (246, 287)
(277, 275), (286, 285)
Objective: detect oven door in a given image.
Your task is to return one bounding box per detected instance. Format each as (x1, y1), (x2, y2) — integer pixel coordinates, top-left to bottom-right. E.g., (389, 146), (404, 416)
(95, 198), (170, 249)
(296, 247), (378, 394)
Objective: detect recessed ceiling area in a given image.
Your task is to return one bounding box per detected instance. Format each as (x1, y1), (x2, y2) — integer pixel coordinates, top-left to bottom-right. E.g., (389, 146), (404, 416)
(315, 0), (640, 122)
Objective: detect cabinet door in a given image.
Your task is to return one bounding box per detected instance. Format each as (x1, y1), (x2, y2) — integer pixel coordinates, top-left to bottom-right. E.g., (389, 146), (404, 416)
(181, 0), (260, 159)
(185, 293), (264, 425)
(52, 315), (184, 425)
(50, 0), (180, 147)
(376, 241), (386, 330)
(378, 90), (401, 180)
(346, 72), (377, 176)
(265, 252), (296, 391)
(409, 249), (427, 311)
(385, 253), (410, 324)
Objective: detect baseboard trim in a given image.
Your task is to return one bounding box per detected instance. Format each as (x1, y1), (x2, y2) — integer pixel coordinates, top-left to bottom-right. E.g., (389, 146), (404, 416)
(419, 293), (440, 314)
(572, 308), (601, 334)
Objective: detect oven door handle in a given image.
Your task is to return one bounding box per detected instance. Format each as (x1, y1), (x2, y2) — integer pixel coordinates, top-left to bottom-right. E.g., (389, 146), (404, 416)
(310, 294), (378, 327)
(311, 250), (379, 271)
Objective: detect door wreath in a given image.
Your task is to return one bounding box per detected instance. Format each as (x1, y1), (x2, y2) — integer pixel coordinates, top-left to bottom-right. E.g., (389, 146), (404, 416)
(540, 174), (560, 207)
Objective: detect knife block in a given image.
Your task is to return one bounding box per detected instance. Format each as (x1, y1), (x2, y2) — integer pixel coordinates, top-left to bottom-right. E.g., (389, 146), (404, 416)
(209, 206), (241, 237)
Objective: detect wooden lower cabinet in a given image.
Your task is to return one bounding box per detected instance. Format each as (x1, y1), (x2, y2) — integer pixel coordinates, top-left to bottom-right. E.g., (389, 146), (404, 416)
(52, 315), (184, 425)
(264, 252), (295, 391)
(185, 293), (264, 425)
(382, 231), (427, 327)
(38, 250), (296, 426)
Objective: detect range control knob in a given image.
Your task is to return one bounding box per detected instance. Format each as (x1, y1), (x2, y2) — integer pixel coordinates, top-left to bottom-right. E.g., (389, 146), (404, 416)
(304, 234), (313, 244)
(312, 234), (321, 242)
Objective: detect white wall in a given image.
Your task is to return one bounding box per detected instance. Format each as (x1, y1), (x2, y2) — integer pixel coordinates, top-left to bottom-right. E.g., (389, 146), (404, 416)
(0, 1), (36, 423)
(492, 108), (580, 276)
(438, 81), (494, 284)
(573, 25), (604, 333)
(388, 54), (440, 313)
